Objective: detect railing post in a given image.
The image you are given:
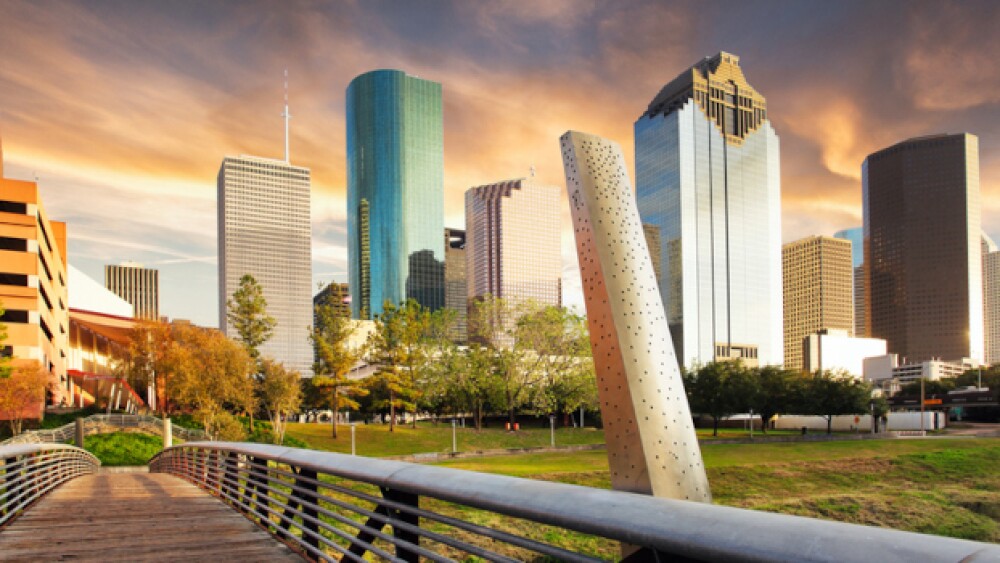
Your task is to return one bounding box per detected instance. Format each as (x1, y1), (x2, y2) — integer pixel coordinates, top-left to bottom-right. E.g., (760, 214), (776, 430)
(384, 488), (420, 563)
(162, 417), (172, 449)
(300, 468), (320, 551)
(74, 418), (85, 449)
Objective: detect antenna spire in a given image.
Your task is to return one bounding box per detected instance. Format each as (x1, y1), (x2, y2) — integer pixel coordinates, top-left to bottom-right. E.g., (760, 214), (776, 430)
(282, 69), (291, 162)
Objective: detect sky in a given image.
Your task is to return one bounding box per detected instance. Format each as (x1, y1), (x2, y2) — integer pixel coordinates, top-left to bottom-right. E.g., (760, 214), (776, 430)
(1, 0), (999, 327)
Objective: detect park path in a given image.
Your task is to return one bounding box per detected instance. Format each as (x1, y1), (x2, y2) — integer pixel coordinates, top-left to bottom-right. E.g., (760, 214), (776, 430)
(0, 473), (303, 562)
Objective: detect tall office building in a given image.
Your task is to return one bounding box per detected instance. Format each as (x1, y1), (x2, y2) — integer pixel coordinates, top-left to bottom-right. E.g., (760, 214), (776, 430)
(982, 234), (1000, 365)
(313, 281), (351, 320)
(635, 52), (782, 368)
(346, 69), (444, 319)
(1, 137), (71, 408)
(104, 262), (159, 321)
(444, 228), (467, 343)
(218, 154), (312, 376)
(782, 236), (854, 370)
(863, 133), (983, 364)
(834, 227), (865, 337)
(466, 177), (562, 309)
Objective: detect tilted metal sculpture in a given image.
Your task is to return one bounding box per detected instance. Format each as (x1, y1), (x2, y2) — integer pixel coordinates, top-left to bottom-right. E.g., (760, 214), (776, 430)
(560, 130), (711, 503)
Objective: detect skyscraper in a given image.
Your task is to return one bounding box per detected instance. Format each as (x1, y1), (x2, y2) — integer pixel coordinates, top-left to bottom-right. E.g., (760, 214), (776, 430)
(465, 177), (562, 308)
(863, 133), (983, 364)
(834, 227), (865, 337)
(782, 236), (854, 370)
(444, 228), (467, 343)
(346, 69), (444, 319)
(105, 262), (159, 321)
(635, 52), (782, 368)
(218, 154), (312, 376)
(982, 234), (999, 365)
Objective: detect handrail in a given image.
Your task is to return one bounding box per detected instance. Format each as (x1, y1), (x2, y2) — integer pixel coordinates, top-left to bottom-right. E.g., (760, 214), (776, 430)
(0, 414), (207, 446)
(150, 442), (1000, 562)
(0, 443), (100, 527)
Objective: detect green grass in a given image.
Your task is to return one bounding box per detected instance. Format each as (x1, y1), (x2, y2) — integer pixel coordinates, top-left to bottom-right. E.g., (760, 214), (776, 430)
(435, 438), (1000, 545)
(81, 432), (165, 466)
(284, 422), (606, 457)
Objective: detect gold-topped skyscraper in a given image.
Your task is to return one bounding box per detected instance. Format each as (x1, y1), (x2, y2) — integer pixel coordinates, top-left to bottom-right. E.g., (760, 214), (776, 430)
(636, 52), (782, 368)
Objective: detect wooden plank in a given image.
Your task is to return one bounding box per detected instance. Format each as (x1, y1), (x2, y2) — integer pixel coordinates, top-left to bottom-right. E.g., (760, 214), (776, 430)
(0, 473), (303, 562)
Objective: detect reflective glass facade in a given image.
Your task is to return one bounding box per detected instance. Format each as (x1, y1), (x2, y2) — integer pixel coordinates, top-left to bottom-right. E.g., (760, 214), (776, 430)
(863, 133), (983, 363)
(347, 70), (444, 318)
(635, 53), (782, 368)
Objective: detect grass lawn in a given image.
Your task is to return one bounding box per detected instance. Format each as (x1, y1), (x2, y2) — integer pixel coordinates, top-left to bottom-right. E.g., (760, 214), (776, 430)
(81, 432), (166, 466)
(284, 421), (606, 457)
(435, 438), (1000, 545)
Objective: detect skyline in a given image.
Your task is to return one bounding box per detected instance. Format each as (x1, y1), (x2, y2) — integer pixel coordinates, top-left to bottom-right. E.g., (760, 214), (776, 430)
(1, 0), (999, 326)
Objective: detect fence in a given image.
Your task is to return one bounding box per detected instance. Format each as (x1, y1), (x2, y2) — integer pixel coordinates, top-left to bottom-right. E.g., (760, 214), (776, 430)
(150, 442), (999, 562)
(0, 414), (207, 446)
(0, 443), (100, 527)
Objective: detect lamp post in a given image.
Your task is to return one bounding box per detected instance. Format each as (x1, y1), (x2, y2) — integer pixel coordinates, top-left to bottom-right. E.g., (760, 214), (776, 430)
(452, 419), (457, 454)
(920, 377), (926, 434)
(549, 416), (556, 448)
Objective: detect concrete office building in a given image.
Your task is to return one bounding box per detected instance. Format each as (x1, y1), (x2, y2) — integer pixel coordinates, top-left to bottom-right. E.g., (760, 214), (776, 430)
(834, 227), (865, 337)
(466, 177), (562, 312)
(0, 139), (71, 409)
(863, 134), (983, 364)
(444, 228), (467, 343)
(105, 261), (158, 321)
(983, 234), (1000, 365)
(636, 52), (782, 368)
(218, 154), (313, 376)
(782, 236), (854, 370)
(347, 69), (444, 319)
(802, 328), (887, 378)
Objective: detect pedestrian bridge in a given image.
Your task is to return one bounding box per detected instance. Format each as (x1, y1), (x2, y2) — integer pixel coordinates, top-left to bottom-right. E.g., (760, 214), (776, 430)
(0, 443), (997, 562)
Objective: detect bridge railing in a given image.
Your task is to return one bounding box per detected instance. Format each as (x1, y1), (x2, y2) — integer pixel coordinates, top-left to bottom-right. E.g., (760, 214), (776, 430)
(0, 413), (207, 446)
(0, 443), (100, 527)
(150, 442), (1000, 562)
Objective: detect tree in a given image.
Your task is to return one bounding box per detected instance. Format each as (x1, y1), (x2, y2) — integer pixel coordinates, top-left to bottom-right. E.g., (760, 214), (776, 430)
(801, 371), (872, 434)
(258, 358), (302, 445)
(366, 300), (431, 431)
(115, 320), (172, 413)
(747, 366), (802, 433)
(0, 300), (11, 379)
(900, 378), (955, 396)
(226, 274), (276, 362)
(310, 299), (367, 438)
(469, 296), (547, 428)
(165, 322), (257, 436)
(685, 361), (750, 436)
(0, 362), (50, 435)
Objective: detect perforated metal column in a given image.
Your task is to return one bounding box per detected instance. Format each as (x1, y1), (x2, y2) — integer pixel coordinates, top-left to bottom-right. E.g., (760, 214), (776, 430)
(560, 130), (710, 503)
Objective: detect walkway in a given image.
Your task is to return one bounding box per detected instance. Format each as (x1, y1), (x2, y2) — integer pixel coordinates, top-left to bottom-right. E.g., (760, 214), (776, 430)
(0, 473), (302, 562)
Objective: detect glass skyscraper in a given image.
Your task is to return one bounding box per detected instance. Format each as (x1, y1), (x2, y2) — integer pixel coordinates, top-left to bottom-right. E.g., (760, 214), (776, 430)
(635, 52), (782, 368)
(347, 69), (444, 319)
(863, 133), (983, 364)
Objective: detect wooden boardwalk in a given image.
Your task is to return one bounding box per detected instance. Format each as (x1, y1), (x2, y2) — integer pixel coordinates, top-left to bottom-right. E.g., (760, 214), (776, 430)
(0, 472), (303, 562)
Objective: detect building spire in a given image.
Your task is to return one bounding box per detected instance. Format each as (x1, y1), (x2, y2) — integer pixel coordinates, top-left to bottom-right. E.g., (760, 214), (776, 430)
(282, 69), (291, 162)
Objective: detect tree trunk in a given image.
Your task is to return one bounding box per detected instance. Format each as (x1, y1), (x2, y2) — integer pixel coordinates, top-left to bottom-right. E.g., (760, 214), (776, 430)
(508, 408), (516, 430)
(474, 402), (483, 431)
(826, 416), (833, 434)
(712, 416), (720, 437)
(331, 389), (339, 439)
(389, 390), (396, 432)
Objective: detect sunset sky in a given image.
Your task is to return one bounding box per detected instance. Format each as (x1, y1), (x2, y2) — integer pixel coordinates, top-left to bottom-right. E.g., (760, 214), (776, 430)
(1, 0), (999, 327)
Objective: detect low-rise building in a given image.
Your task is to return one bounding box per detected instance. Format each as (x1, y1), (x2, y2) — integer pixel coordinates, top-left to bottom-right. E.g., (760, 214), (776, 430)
(863, 353), (978, 394)
(1, 142), (71, 412)
(802, 329), (887, 378)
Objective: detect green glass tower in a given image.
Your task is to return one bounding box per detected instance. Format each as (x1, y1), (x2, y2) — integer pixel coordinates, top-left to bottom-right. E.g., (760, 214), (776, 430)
(347, 69), (444, 319)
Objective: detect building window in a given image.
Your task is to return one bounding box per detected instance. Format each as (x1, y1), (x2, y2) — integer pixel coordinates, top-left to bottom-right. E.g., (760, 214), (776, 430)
(0, 237), (28, 252)
(0, 273), (29, 286)
(1, 309), (29, 324)
(0, 200), (27, 214)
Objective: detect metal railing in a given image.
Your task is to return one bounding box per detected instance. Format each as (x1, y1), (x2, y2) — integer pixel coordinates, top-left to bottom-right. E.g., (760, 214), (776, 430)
(150, 442), (1000, 562)
(1, 414), (207, 446)
(0, 443), (100, 527)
